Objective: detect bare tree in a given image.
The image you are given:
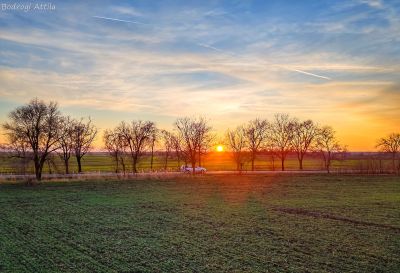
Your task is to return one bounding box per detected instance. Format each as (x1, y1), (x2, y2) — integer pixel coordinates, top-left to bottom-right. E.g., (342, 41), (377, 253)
(269, 113), (295, 171)
(245, 119), (269, 171)
(57, 116), (75, 174)
(149, 131), (158, 171)
(226, 126), (248, 172)
(174, 117), (212, 174)
(291, 119), (319, 170)
(376, 133), (400, 173)
(117, 120), (157, 173)
(1, 134), (31, 174)
(171, 133), (184, 169)
(315, 126), (343, 173)
(161, 130), (174, 170)
(195, 117), (213, 167)
(104, 129), (128, 174)
(2, 98), (63, 181)
(72, 118), (97, 173)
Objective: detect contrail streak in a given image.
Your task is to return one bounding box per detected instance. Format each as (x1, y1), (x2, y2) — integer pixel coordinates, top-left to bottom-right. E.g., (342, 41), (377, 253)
(287, 68), (331, 80)
(197, 43), (331, 80)
(93, 16), (148, 25)
(93, 17), (330, 80)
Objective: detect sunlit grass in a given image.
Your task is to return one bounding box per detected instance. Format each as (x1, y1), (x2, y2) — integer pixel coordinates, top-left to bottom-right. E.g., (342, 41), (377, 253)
(0, 175), (399, 272)
(0, 152), (396, 174)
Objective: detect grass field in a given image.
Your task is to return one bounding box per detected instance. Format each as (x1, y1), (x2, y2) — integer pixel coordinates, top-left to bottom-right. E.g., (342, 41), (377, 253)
(0, 174), (399, 272)
(0, 152), (396, 174)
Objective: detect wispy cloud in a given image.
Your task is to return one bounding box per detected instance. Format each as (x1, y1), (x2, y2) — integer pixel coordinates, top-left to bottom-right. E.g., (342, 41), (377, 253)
(197, 43), (331, 80)
(0, 1), (399, 150)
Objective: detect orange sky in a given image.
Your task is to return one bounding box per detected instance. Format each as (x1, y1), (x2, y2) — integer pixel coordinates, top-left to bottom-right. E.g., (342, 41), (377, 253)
(1, 1), (399, 151)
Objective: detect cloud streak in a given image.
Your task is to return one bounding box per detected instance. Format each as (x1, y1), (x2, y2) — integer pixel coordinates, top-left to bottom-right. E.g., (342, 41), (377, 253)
(0, 1), (399, 150)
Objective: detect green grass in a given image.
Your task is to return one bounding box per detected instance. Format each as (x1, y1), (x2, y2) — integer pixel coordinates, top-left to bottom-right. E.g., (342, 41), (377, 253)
(1, 152), (396, 174)
(0, 175), (399, 272)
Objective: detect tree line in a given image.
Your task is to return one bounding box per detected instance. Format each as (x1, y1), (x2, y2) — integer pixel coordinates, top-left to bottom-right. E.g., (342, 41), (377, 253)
(1, 99), (400, 180)
(225, 114), (346, 173)
(103, 117), (213, 175)
(2, 99), (97, 180)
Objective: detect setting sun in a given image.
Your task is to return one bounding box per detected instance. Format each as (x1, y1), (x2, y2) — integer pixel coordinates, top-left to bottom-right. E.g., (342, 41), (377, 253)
(216, 145), (224, 152)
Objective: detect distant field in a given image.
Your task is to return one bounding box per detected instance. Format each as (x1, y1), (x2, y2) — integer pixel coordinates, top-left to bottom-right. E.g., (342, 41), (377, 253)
(0, 152), (396, 174)
(0, 174), (399, 272)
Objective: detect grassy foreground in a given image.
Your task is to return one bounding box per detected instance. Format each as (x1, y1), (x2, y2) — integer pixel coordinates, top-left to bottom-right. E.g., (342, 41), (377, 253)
(0, 175), (399, 273)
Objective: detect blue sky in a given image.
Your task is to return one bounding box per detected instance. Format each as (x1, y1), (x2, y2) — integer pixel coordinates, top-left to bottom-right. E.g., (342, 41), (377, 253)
(1, 0), (399, 150)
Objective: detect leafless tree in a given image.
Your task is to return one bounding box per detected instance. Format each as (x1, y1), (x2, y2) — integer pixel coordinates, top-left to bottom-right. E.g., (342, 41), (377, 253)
(376, 133), (400, 173)
(315, 126), (343, 173)
(2, 98), (63, 181)
(174, 117), (212, 174)
(244, 119), (269, 171)
(291, 119), (319, 170)
(149, 131), (158, 171)
(226, 126), (248, 172)
(161, 130), (174, 170)
(72, 118), (97, 173)
(104, 129), (128, 174)
(269, 113), (295, 171)
(117, 120), (157, 173)
(170, 133), (184, 169)
(1, 135), (31, 174)
(57, 116), (75, 174)
(195, 117), (213, 167)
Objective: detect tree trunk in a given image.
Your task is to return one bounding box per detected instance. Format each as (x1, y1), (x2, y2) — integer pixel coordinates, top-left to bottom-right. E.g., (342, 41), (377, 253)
(64, 160), (69, 174)
(33, 155), (43, 181)
(326, 153), (330, 173)
(77, 156), (82, 173)
(299, 154), (304, 170)
(36, 161), (44, 181)
(133, 156), (138, 173)
(114, 153), (119, 173)
(281, 158), (285, 171)
(121, 158), (126, 175)
(198, 148), (201, 167)
(164, 152), (168, 170)
(150, 141), (154, 171)
(191, 154), (196, 175)
(251, 152), (255, 171)
(35, 165), (42, 181)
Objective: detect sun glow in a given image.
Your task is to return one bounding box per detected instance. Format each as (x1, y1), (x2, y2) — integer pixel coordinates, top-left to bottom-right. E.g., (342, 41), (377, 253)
(216, 145), (224, 152)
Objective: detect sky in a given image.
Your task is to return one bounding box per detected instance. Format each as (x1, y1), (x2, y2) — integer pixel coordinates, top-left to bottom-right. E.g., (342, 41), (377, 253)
(0, 0), (399, 151)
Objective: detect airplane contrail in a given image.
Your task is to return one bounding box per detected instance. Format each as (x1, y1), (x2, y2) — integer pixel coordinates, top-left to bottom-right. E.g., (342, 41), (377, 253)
(287, 68), (331, 80)
(92, 16), (331, 80)
(93, 16), (148, 25)
(197, 43), (331, 80)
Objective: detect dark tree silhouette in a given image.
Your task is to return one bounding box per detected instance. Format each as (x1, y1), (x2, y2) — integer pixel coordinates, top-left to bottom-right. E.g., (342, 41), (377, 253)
(57, 116), (74, 174)
(117, 120), (157, 173)
(104, 128), (128, 174)
(315, 126), (343, 173)
(376, 133), (400, 173)
(161, 130), (174, 170)
(72, 118), (97, 173)
(2, 98), (63, 181)
(291, 119), (319, 170)
(245, 119), (269, 171)
(226, 126), (248, 172)
(269, 113), (295, 171)
(175, 117), (212, 174)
